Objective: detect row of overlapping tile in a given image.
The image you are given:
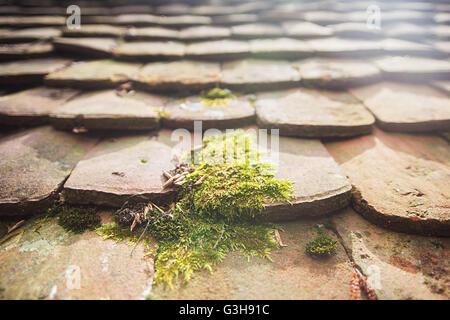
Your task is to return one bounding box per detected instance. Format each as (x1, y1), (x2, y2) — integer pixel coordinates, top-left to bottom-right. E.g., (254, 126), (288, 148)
(0, 0), (448, 62)
(1, 108), (449, 236)
(1, 54), (450, 92)
(0, 0), (449, 24)
(0, 0), (449, 237)
(1, 36), (448, 61)
(0, 54), (449, 132)
(1, 21), (449, 41)
(2, 78), (449, 134)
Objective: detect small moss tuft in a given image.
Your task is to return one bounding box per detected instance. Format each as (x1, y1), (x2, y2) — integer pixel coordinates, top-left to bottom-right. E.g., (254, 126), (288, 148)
(305, 229), (337, 258)
(205, 88), (233, 99)
(152, 107), (170, 118)
(200, 88), (234, 107)
(430, 240), (445, 249)
(53, 206), (101, 234)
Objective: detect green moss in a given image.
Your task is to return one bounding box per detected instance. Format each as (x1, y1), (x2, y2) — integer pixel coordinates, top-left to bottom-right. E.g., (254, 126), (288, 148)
(180, 163), (292, 221)
(305, 229), (337, 258)
(98, 130), (293, 289)
(37, 205), (62, 222)
(96, 222), (151, 247)
(430, 240), (445, 249)
(247, 94), (256, 108)
(152, 107), (170, 118)
(151, 218), (280, 288)
(205, 88), (233, 99)
(158, 110), (171, 118)
(188, 129), (261, 165)
(200, 88), (234, 107)
(51, 206), (101, 234)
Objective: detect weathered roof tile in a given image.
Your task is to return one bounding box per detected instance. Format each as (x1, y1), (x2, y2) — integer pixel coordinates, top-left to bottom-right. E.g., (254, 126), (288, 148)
(53, 37), (118, 58)
(0, 87), (79, 126)
(292, 57), (381, 89)
(63, 135), (177, 207)
(350, 82), (450, 132)
(135, 60), (221, 93)
(0, 126), (97, 215)
(162, 95), (255, 130)
(113, 41), (186, 61)
(186, 39), (250, 60)
(45, 60), (141, 89)
(0, 42), (54, 60)
(0, 27), (61, 43)
(0, 58), (71, 86)
(256, 88), (374, 138)
(221, 59), (301, 91)
(51, 89), (165, 131)
(326, 128), (450, 236)
(374, 55), (450, 80)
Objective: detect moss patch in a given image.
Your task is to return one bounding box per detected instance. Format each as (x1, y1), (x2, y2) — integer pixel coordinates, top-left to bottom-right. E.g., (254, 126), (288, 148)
(305, 229), (337, 258)
(182, 163), (292, 222)
(200, 88), (234, 107)
(430, 240), (445, 249)
(96, 222), (151, 247)
(99, 130), (293, 289)
(47, 206), (101, 234)
(152, 107), (170, 118)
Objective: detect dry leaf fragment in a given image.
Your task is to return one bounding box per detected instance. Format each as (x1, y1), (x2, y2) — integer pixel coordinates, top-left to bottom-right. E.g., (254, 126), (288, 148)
(174, 180), (186, 186)
(163, 171), (173, 179)
(0, 229), (24, 246)
(274, 229), (287, 247)
(7, 220), (25, 234)
(112, 171), (125, 177)
(130, 216), (137, 232)
(174, 173), (187, 183)
(33, 225), (41, 234)
(151, 202), (165, 215)
(171, 173), (182, 180)
(72, 127), (88, 134)
(162, 176), (175, 189)
(193, 174), (207, 186)
(143, 205), (150, 219)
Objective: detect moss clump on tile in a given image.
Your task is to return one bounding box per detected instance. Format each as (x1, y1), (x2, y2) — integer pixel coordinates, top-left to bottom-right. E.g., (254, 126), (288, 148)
(96, 222), (151, 247)
(51, 206), (101, 234)
(305, 229), (337, 258)
(149, 215), (281, 288)
(200, 88), (234, 107)
(205, 88), (234, 99)
(189, 129), (261, 165)
(152, 107), (170, 118)
(104, 130), (293, 289)
(182, 163), (293, 222)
